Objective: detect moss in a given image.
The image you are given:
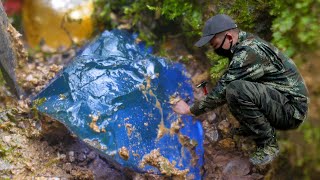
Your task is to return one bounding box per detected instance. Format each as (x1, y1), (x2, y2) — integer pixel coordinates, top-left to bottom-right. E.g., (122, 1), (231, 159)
(31, 97), (46, 120)
(0, 142), (14, 158)
(0, 70), (4, 86)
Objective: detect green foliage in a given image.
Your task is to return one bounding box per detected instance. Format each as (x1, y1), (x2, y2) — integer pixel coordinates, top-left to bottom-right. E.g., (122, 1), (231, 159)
(0, 142), (14, 158)
(31, 97), (47, 120)
(206, 51), (229, 80)
(214, 0), (271, 32)
(146, 0), (202, 35)
(92, 0), (319, 83)
(213, 0), (320, 58)
(93, 0), (203, 46)
(269, 0), (320, 57)
(123, 0), (203, 45)
(0, 70), (4, 86)
(295, 122), (320, 177)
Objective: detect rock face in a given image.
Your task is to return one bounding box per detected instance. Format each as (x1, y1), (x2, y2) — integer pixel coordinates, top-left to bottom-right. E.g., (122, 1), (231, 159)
(0, 1), (25, 98)
(34, 30), (204, 179)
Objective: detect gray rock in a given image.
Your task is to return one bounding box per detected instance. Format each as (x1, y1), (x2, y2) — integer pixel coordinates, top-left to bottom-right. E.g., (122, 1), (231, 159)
(222, 158), (251, 177)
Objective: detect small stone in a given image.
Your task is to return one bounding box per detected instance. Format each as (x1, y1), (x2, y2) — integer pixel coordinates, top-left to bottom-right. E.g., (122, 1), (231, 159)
(63, 162), (72, 173)
(17, 122), (26, 129)
(205, 127), (219, 143)
(222, 158), (250, 176)
(2, 136), (11, 144)
(82, 147), (90, 154)
(207, 112), (217, 124)
(68, 151), (75, 162)
(78, 153), (86, 162)
(218, 138), (236, 149)
(60, 154), (67, 161)
(87, 151), (96, 160)
(119, 146), (129, 160)
(218, 119), (231, 134)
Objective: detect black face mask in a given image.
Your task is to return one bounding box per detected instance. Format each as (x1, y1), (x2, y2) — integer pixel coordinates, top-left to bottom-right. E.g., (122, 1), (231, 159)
(214, 34), (233, 58)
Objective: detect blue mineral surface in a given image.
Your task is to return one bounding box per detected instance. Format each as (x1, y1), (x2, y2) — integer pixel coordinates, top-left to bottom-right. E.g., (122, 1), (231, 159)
(34, 30), (204, 179)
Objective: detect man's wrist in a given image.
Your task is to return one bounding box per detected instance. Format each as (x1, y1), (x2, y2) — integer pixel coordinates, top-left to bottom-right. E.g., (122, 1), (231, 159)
(187, 107), (193, 116)
(190, 102), (205, 116)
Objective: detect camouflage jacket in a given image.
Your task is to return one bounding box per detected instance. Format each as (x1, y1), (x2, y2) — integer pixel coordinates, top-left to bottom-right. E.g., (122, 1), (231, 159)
(190, 31), (309, 121)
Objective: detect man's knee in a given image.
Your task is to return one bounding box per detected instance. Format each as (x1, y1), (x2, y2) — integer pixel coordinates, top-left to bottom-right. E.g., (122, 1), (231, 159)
(226, 80), (247, 104)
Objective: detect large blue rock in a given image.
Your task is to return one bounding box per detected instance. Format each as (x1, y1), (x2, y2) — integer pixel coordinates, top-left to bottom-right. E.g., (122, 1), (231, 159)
(34, 30), (204, 179)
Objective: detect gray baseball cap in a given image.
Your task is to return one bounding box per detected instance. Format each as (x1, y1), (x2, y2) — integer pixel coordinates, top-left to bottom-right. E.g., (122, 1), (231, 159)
(194, 14), (237, 47)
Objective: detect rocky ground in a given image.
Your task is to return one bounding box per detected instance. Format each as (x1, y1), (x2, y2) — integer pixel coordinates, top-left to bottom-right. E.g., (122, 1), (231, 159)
(1, 34), (318, 179)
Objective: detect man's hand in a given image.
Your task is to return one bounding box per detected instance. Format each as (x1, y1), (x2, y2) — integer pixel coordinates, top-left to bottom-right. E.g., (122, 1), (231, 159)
(172, 100), (192, 115)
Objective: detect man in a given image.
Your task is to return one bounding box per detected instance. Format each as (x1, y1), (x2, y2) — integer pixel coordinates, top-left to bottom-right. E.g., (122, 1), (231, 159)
(172, 14), (309, 166)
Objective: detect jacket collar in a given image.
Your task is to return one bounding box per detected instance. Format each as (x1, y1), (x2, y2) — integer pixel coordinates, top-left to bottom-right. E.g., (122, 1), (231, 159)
(231, 30), (247, 53)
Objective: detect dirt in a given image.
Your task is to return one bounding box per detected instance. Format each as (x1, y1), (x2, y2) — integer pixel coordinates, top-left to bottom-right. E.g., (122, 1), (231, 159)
(139, 148), (189, 178)
(89, 114), (102, 133)
(119, 147), (129, 161)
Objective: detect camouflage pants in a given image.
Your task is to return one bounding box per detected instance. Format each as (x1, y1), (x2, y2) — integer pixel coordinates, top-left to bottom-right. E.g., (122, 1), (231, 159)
(225, 80), (301, 146)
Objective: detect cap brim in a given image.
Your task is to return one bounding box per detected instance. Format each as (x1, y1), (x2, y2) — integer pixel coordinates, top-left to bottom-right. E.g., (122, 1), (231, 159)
(194, 34), (215, 47)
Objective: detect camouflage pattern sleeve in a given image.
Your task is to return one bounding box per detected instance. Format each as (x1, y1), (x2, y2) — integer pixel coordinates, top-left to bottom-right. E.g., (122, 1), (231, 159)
(190, 46), (264, 116)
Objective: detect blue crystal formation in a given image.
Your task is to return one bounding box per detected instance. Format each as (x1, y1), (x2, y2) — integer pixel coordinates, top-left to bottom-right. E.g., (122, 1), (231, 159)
(34, 30), (204, 179)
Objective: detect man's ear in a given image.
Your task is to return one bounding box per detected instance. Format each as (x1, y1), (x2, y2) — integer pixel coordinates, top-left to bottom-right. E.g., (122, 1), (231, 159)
(226, 33), (233, 41)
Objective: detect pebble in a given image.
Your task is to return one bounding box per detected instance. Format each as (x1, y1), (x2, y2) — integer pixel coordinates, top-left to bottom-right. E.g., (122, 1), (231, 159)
(218, 119), (231, 134)
(2, 136), (11, 144)
(68, 151), (75, 162)
(87, 151), (96, 160)
(222, 158), (250, 176)
(63, 162), (72, 173)
(78, 153), (86, 162)
(205, 126), (219, 143)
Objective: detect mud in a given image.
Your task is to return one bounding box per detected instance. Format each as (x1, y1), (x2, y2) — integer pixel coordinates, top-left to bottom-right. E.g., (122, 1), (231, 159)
(89, 114), (101, 133)
(139, 148), (189, 178)
(119, 146), (129, 161)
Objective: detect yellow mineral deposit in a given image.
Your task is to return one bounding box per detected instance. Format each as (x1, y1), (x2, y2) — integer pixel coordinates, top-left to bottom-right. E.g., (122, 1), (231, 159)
(156, 122), (168, 140)
(22, 0), (93, 50)
(132, 151), (140, 158)
(149, 90), (169, 140)
(89, 114), (101, 133)
(139, 75), (169, 140)
(118, 146), (129, 160)
(124, 117), (130, 121)
(139, 149), (189, 178)
(178, 134), (199, 167)
(218, 138), (236, 149)
(139, 84), (148, 101)
(125, 123), (133, 136)
(170, 117), (183, 136)
(58, 94), (66, 100)
(146, 76), (151, 89)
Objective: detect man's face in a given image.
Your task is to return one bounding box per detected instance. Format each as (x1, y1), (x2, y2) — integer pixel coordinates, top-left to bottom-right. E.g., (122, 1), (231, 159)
(209, 33), (232, 50)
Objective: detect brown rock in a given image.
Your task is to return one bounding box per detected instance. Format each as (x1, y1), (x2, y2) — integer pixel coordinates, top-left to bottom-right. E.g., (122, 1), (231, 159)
(205, 126), (219, 143)
(218, 138), (236, 149)
(218, 119), (231, 135)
